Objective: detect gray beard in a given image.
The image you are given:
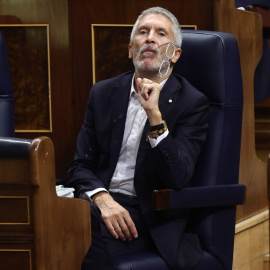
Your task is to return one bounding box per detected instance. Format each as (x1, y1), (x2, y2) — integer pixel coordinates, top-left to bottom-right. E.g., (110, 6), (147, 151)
(132, 46), (163, 81)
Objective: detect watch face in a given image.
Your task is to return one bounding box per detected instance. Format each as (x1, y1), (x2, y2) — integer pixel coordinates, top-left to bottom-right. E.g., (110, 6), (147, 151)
(150, 122), (164, 131)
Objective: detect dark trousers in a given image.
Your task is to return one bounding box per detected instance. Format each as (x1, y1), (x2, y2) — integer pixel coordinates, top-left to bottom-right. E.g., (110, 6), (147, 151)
(81, 192), (157, 270)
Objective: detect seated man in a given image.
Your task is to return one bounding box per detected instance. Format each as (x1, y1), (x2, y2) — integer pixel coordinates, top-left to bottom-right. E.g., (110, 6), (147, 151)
(66, 7), (209, 270)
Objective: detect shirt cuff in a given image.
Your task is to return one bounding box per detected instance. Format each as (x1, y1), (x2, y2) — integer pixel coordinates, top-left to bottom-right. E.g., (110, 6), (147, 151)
(148, 129), (169, 148)
(85, 188), (108, 201)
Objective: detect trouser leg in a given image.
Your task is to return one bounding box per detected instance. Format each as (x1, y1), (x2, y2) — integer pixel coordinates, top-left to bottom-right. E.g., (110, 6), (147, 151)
(82, 193), (157, 269)
(81, 201), (114, 270)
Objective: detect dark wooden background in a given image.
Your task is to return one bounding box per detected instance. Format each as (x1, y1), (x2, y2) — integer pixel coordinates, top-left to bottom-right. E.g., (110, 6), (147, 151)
(0, 0), (214, 178)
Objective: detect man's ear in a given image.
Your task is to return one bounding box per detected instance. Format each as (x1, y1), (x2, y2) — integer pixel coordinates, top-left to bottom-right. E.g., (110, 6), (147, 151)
(128, 44), (132, 59)
(171, 48), (182, 64)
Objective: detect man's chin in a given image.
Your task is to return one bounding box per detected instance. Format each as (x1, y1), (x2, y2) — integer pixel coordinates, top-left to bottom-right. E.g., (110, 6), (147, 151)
(135, 60), (160, 71)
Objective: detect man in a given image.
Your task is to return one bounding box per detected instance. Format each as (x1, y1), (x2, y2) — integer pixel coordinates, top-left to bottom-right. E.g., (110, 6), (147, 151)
(66, 7), (209, 270)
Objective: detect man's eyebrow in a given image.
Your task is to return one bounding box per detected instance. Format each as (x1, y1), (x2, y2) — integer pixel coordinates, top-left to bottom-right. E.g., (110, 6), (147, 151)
(157, 27), (169, 34)
(137, 25), (169, 34)
(137, 25), (149, 31)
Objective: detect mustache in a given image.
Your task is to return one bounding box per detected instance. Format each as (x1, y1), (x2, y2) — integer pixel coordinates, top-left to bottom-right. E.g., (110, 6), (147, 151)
(133, 45), (159, 61)
(139, 44), (158, 54)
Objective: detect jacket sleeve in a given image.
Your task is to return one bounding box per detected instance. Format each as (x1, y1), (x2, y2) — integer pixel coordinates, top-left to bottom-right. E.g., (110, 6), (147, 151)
(150, 93), (209, 189)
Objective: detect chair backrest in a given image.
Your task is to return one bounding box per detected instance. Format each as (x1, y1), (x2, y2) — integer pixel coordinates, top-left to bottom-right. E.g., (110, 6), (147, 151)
(175, 30), (243, 187)
(173, 30), (243, 269)
(0, 32), (14, 136)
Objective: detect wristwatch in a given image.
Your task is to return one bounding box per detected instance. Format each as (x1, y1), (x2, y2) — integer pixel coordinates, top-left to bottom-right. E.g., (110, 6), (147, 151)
(147, 120), (167, 140)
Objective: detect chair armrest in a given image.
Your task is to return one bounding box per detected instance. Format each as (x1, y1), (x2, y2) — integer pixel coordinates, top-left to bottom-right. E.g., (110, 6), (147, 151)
(152, 184), (246, 210)
(0, 137), (32, 158)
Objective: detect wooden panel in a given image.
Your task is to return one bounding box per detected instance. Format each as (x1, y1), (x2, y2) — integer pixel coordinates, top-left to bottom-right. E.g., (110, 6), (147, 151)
(234, 257), (264, 270)
(255, 97), (270, 150)
(0, 24), (51, 132)
(0, 249), (32, 270)
(0, 0), (74, 179)
(264, 254), (270, 270)
(0, 160), (29, 183)
(0, 196), (30, 224)
(233, 210), (269, 269)
(92, 24), (133, 83)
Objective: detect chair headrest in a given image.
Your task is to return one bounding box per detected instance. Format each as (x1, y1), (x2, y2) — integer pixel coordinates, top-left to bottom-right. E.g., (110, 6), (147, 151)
(174, 30), (243, 106)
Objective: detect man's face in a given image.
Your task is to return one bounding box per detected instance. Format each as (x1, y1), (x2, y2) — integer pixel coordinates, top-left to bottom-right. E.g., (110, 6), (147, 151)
(129, 13), (179, 75)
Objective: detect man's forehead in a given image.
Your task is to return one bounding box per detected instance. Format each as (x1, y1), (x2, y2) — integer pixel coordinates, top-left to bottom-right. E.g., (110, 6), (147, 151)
(137, 13), (173, 29)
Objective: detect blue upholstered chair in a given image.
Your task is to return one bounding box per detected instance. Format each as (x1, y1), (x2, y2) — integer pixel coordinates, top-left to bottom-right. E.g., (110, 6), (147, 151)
(0, 32), (14, 136)
(112, 30), (245, 269)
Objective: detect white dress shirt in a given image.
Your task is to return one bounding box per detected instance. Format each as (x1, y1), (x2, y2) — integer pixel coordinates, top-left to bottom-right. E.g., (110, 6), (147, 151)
(86, 75), (168, 198)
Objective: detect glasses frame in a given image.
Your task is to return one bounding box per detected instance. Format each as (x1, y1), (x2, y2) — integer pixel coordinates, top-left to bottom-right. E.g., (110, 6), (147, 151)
(159, 42), (176, 77)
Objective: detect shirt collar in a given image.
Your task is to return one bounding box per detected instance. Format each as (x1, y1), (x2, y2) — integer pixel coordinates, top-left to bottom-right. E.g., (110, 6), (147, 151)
(129, 74), (169, 100)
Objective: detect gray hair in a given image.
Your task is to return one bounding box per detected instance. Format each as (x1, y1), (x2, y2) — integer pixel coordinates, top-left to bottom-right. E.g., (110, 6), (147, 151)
(130, 7), (182, 48)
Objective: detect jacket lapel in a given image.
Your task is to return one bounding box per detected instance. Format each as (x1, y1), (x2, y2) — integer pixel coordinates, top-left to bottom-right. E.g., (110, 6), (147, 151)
(108, 73), (133, 178)
(135, 74), (182, 172)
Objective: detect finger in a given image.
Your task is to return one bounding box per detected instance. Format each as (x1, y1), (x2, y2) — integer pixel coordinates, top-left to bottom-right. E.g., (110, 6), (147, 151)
(105, 221), (120, 239)
(113, 225), (127, 241)
(120, 214), (138, 241)
(117, 221), (132, 241)
(110, 216), (131, 241)
(114, 226), (127, 241)
(115, 212), (138, 241)
(136, 77), (143, 89)
(140, 83), (152, 100)
(124, 217), (138, 239)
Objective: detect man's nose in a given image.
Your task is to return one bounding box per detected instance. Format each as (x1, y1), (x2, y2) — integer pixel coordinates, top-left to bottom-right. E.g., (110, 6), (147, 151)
(146, 31), (157, 44)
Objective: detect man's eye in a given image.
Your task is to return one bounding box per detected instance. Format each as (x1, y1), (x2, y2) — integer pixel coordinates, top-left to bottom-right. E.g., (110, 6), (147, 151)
(140, 30), (147, 35)
(158, 32), (166, 36)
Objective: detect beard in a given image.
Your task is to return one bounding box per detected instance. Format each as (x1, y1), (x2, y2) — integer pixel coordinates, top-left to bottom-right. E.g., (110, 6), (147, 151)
(131, 44), (163, 78)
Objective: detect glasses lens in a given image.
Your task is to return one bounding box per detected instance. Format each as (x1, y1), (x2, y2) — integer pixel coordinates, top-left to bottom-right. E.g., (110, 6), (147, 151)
(166, 43), (175, 59)
(159, 59), (170, 77)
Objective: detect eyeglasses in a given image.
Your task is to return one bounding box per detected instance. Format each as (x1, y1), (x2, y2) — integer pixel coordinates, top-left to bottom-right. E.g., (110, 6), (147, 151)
(158, 42), (176, 77)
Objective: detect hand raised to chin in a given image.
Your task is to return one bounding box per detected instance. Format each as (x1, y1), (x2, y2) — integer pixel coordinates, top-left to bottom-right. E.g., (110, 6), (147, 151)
(136, 78), (163, 126)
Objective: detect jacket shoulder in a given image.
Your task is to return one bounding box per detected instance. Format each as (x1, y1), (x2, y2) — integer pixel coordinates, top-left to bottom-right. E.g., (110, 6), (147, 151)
(172, 73), (208, 101)
(93, 71), (133, 90)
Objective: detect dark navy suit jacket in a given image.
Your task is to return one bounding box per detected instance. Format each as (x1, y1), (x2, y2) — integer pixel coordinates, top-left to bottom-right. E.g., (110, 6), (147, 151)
(67, 71), (209, 269)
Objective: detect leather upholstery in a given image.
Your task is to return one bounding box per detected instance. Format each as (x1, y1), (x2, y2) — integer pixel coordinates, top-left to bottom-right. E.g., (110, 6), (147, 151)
(112, 30), (244, 269)
(0, 32), (14, 137)
(0, 137), (31, 158)
(174, 31), (243, 270)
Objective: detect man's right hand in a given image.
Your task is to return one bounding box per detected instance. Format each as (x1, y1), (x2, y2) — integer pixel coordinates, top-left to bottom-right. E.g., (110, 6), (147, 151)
(92, 192), (138, 241)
